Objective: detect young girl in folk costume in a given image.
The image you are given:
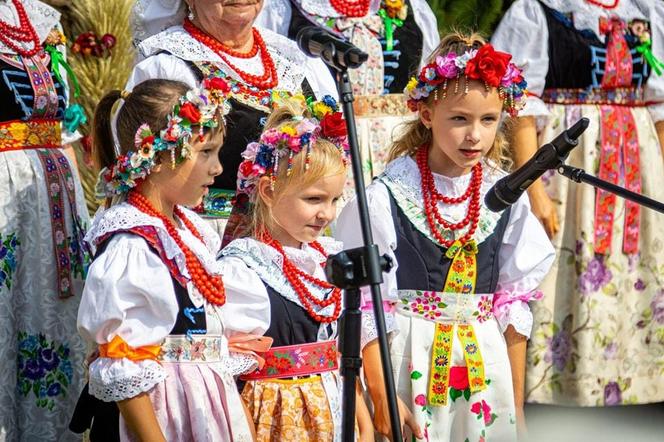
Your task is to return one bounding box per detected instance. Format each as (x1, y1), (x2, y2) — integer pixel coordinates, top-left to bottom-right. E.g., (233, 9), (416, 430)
(218, 97), (374, 441)
(75, 78), (265, 441)
(337, 34), (555, 441)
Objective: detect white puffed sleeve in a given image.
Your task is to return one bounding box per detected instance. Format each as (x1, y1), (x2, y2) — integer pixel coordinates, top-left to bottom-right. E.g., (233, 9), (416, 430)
(125, 52), (199, 90)
(217, 256), (272, 375)
(491, 0), (551, 117)
(410, 0), (440, 68)
(77, 234), (179, 402)
(494, 195), (555, 338)
(304, 56), (340, 100)
(255, 0), (293, 37)
(335, 181), (398, 348)
(644, 0), (664, 122)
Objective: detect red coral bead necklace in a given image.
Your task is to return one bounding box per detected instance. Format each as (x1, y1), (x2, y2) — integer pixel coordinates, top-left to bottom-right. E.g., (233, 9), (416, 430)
(261, 230), (342, 323)
(128, 191), (227, 306)
(184, 19), (278, 90)
(330, 0), (371, 17)
(585, 0), (620, 9)
(0, 0), (42, 57)
(416, 145), (482, 249)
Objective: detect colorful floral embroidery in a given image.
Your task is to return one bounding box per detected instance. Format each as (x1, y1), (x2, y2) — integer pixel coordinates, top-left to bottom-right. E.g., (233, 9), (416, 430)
(0, 232), (19, 290)
(457, 325), (487, 394)
(16, 332), (73, 410)
(242, 340), (338, 380)
(470, 399), (497, 427)
(0, 119), (61, 152)
(159, 335), (222, 362)
(427, 323), (453, 405)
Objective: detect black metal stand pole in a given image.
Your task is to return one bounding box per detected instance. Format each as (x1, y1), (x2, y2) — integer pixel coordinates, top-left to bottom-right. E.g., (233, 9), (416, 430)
(334, 70), (403, 442)
(558, 165), (664, 214)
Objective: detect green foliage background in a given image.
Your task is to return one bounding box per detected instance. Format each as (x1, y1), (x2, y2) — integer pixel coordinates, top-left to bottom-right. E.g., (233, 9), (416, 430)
(428, 0), (516, 36)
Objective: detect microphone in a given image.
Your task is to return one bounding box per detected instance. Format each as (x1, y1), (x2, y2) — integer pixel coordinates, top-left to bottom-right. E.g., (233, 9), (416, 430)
(484, 117), (590, 212)
(296, 26), (368, 70)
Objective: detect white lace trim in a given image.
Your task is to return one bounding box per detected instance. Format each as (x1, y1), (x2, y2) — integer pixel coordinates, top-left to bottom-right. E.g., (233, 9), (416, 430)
(494, 301), (533, 339)
(222, 352), (259, 377)
(86, 203), (221, 307)
(131, 0), (186, 46)
(297, 0), (382, 18)
(89, 357), (167, 402)
(138, 26), (308, 93)
(360, 310), (397, 349)
(0, 0), (60, 54)
(540, 0), (647, 39)
(379, 156), (506, 245)
(220, 237), (340, 319)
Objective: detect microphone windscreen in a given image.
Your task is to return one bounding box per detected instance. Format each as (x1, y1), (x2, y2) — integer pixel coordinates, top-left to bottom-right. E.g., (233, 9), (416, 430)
(484, 187), (509, 212)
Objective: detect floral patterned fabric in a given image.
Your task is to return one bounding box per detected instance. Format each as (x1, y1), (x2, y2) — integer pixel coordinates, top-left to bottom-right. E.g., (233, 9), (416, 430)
(242, 375), (336, 442)
(526, 104), (664, 406)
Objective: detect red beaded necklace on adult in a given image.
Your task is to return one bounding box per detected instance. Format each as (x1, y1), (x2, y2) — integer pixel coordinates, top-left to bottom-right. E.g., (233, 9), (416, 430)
(261, 230), (342, 324)
(0, 0), (42, 57)
(416, 145), (483, 249)
(585, 0), (620, 9)
(127, 191), (227, 306)
(330, 0), (371, 17)
(183, 19), (278, 90)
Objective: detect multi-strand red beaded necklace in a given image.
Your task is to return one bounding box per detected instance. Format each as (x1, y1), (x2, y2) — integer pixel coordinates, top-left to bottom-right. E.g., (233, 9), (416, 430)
(416, 146), (483, 249)
(0, 0), (42, 57)
(261, 230), (342, 323)
(330, 0), (371, 17)
(585, 0), (620, 9)
(128, 191), (227, 306)
(183, 19), (278, 90)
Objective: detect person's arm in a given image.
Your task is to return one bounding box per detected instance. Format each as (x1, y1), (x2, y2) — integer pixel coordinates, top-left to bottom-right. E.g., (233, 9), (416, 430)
(363, 341), (422, 440)
(504, 325), (527, 437)
(117, 393), (165, 441)
(356, 382), (375, 442)
(512, 116), (559, 238)
(656, 121), (664, 159)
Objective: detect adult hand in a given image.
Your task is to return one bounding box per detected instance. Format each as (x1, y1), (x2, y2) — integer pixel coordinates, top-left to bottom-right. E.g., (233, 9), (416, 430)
(528, 184), (559, 239)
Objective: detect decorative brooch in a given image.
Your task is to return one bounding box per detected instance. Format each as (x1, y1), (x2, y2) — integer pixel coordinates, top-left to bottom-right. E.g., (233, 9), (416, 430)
(96, 77), (231, 198)
(405, 43), (528, 117)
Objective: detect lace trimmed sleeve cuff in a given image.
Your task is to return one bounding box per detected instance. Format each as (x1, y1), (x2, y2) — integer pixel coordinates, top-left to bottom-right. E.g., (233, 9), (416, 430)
(88, 357), (166, 402)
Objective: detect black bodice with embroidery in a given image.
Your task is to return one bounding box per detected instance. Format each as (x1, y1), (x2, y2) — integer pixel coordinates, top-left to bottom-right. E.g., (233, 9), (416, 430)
(264, 285), (323, 347)
(0, 54), (67, 122)
(539, 1), (651, 89)
(287, 0), (424, 94)
(387, 190), (511, 293)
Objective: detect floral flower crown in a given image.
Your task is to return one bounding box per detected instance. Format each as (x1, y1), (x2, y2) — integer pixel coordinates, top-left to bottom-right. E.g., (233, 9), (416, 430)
(405, 44), (528, 117)
(96, 77), (231, 198)
(235, 95), (350, 202)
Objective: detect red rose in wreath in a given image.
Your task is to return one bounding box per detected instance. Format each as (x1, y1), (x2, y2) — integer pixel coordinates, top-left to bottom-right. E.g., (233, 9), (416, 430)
(204, 77), (231, 94)
(320, 112), (348, 138)
(465, 44), (512, 88)
(179, 102), (201, 124)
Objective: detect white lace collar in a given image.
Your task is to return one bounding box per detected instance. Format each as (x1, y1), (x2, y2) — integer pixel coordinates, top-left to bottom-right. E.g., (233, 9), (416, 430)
(138, 25), (308, 92)
(86, 203), (222, 307)
(296, 0), (382, 18)
(221, 236), (342, 320)
(540, 0), (648, 39)
(379, 156), (506, 245)
(0, 0), (60, 55)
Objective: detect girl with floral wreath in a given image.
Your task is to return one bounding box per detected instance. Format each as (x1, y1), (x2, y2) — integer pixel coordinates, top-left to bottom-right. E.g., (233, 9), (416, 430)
(337, 33), (555, 441)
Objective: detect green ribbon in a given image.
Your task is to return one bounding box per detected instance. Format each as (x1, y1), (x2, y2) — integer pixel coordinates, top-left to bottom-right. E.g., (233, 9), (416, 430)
(378, 9), (404, 52)
(44, 45), (81, 98)
(64, 103), (87, 134)
(636, 40), (664, 76)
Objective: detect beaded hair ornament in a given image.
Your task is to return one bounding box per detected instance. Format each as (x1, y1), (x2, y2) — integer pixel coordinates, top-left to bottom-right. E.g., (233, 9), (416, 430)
(96, 77), (231, 198)
(405, 43), (528, 117)
(235, 95), (350, 201)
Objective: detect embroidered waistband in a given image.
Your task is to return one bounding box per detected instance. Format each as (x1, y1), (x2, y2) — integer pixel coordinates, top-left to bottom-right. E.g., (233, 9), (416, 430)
(353, 93), (412, 117)
(0, 119), (62, 152)
(158, 335), (225, 363)
(197, 188), (234, 219)
(397, 290), (494, 324)
(241, 340), (338, 381)
(541, 87), (649, 107)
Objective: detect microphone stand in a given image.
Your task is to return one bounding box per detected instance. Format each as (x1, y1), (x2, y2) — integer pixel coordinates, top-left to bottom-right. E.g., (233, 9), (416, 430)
(558, 165), (664, 213)
(318, 45), (404, 441)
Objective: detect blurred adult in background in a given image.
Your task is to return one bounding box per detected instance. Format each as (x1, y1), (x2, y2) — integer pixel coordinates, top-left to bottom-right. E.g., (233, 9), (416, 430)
(129, 0), (337, 238)
(492, 0), (664, 407)
(0, 0), (89, 439)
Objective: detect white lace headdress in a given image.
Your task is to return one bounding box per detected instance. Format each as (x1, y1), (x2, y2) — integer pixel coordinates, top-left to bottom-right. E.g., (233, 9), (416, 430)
(132, 0), (186, 45)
